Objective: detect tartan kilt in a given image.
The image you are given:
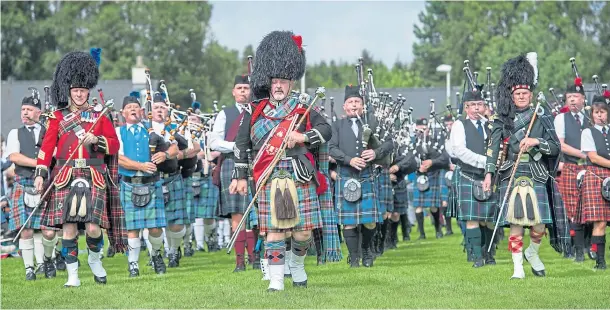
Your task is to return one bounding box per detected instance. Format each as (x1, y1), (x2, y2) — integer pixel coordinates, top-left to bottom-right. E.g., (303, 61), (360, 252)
(376, 168), (393, 214)
(257, 160), (322, 233)
(194, 175), (219, 219)
(393, 179), (409, 214)
(8, 177), (44, 232)
(182, 177), (197, 223)
(578, 165), (610, 223)
(445, 169), (459, 218)
(218, 159), (249, 216)
(439, 169), (450, 202)
(556, 163), (581, 221)
(454, 167), (497, 222)
(336, 166), (381, 225)
(497, 164), (553, 227)
(412, 171), (442, 208)
(120, 179), (166, 230)
(163, 174), (187, 225)
(41, 168), (109, 228)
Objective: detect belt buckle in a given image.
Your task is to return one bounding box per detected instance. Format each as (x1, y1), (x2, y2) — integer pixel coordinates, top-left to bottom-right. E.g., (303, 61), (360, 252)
(132, 177), (142, 184)
(74, 158), (87, 168)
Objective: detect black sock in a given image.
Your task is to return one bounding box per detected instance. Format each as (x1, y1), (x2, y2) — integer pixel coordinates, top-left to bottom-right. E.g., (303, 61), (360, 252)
(416, 212), (425, 235)
(573, 224), (585, 253)
(343, 229), (360, 258)
(400, 214), (409, 237)
(446, 217), (453, 232)
(86, 235), (103, 253)
(361, 226), (376, 250)
(592, 235), (606, 264)
(391, 220), (399, 239)
(431, 210), (441, 232)
(62, 238), (78, 264)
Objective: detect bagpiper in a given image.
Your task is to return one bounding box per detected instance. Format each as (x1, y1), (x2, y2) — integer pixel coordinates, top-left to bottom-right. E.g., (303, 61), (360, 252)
(6, 94), (58, 280)
(33, 49), (127, 287)
(482, 52), (570, 279)
(578, 91), (610, 270)
(230, 30), (340, 291)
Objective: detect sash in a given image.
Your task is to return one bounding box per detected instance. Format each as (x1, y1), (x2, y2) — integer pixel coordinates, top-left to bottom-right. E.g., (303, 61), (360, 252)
(213, 111), (245, 186)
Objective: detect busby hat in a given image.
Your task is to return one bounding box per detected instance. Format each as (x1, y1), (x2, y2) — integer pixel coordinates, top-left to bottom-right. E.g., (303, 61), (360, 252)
(591, 90), (610, 105)
(344, 85), (362, 102)
(496, 52), (538, 132)
(565, 77), (586, 95)
(250, 30), (306, 99)
(234, 75), (249, 86)
(50, 48), (101, 109)
(22, 96), (41, 109)
(123, 91), (141, 109)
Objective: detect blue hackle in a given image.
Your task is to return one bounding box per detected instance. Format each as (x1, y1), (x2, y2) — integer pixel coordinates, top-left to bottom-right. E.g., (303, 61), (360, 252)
(90, 48), (102, 67)
(192, 101), (201, 110)
(255, 238), (263, 252)
(129, 91), (140, 98)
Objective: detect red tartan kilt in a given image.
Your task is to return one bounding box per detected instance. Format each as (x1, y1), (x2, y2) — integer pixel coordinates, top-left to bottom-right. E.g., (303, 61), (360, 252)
(579, 165), (610, 223)
(556, 163), (581, 221)
(40, 168), (110, 228)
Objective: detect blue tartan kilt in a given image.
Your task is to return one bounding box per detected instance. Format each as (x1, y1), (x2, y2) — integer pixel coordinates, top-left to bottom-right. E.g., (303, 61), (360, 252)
(194, 175), (219, 219)
(8, 178), (43, 232)
(218, 159), (249, 216)
(497, 164), (553, 227)
(454, 167), (497, 222)
(412, 171), (442, 208)
(393, 179), (409, 215)
(183, 176), (197, 224)
(376, 168), (393, 214)
(336, 166), (381, 225)
(120, 179), (166, 230)
(162, 174), (187, 225)
(439, 169), (450, 202)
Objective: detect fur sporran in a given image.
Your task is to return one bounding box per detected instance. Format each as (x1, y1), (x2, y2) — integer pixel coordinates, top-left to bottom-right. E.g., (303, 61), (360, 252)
(192, 181), (201, 197)
(506, 176), (540, 226)
(343, 178), (362, 202)
(131, 185), (152, 207)
(270, 170), (299, 229)
(23, 186), (41, 209)
(64, 178), (92, 219)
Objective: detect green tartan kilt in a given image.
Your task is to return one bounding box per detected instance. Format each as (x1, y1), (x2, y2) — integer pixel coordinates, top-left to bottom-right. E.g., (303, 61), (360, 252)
(162, 174), (187, 225)
(193, 175), (219, 219)
(497, 164), (553, 227)
(182, 176), (197, 224)
(336, 166), (381, 225)
(120, 179), (166, 230)
(455, 167), (497, 222)
(8, 178), (44, 232)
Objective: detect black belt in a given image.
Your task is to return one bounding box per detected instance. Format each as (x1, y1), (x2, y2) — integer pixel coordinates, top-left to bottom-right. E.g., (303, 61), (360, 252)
(162, 172), (180, 179)
(122, 174), (160, 185)
(57, 158), (104, 168)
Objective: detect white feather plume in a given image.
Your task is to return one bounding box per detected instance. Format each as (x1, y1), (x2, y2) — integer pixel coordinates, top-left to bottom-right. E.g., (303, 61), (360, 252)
(526, 52), (538, 86)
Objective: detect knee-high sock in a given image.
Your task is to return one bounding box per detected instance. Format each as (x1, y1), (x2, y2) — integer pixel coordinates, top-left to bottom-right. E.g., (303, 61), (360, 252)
(183, 224), (193, 245)
(482, 226), (494, 255)
(390, 220), (399, 240)
(148, 234), (164, 253)
(223, 218), (231, 241)
(290, 237), (310, 283)
(42, 235), (58, 259)
(33, 233), (44, 266)
(400, 214), (410, 238)
(416, 212), (425, 235)
(313, 228), (323, 257)
(234, 230), (246, 264)
(265, 240), (286, 291)
(592, 235), (606, 264)
(166, 227), (186, 253)
(142, 229), (153, 255)
(128, 238), (141, 265)
(446, 217), (453, 232)
(194, 218), (205, 248)
(162, 228), (169, 252)
(86, 234), (106, 277)
(572, 223), (585, 252)
(361, 225), (376, 250)
(343, 229), (360, 258)
(466, 228), (482, 259)
(246, 230), (255, 258)
(216, 220), (224, 246)
(19, 238), (35, 271)
(62, 238), (79, 264)
(204, 222), (215, 242)
(431, 209), (441, 232)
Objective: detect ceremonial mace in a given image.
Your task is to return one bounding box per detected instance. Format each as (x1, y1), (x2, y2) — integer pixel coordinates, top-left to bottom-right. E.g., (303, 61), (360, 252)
(13, 92), (115, 242)
(225, 87), (327, 253)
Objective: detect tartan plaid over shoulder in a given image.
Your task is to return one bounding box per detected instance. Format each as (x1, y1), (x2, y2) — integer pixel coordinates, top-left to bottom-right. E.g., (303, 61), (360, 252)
(105, 153), (128, 252)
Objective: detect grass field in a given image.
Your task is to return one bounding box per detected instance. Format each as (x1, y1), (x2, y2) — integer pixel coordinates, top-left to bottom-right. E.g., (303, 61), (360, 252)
(2, 224), (610, 309)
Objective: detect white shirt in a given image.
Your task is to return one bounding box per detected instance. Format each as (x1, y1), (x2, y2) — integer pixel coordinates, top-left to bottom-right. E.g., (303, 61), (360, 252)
(209, 103), (246, 154)
(554, 111), (585, 139)
(581, 125), (609, 153)
(448, 119), (487, 169)
(115, 123), (147, 156)
(5, 123), (42, 157)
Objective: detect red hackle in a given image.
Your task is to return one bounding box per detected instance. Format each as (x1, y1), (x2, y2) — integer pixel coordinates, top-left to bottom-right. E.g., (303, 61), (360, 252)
(559, 106), (570, 114)
(603, 90), (610, 98)
(574, 77), (583, 87)
(291, 35), (303, 52)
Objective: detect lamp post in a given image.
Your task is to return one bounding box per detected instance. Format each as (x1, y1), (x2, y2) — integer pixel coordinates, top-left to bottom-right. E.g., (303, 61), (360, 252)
(436, 64), (452, 106)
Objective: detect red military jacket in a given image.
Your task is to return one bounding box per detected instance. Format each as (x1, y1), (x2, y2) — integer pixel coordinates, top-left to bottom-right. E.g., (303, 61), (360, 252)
(36, 107), (119, 189)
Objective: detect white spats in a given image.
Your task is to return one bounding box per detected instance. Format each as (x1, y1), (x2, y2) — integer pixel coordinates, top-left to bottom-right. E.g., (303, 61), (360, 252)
(183, 224), (193, 244)
(511, 252), (525, 279)
(19, 238), (35, 270)
(261, 257), (270, 281)
(64, 262), (81, 287)
(33, 233), (44, 266)
(267, 263), (285, 291)
(128, 238), (141, 265)
(284, 251), (292, 276)
(87, 250), (107, 278)
(216, 220), (225, 247)
(166, 227), (186, 253)
(288, 251), (307, 283)
(525, 243), (545, 272)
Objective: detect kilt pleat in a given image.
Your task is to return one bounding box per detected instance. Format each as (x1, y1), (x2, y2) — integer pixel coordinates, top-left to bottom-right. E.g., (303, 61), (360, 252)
(454, 166), (497, 222)
(412, 171), (442, 208)
(578, 165), (610, 223)
(8, 177), (43, 232)
(41, 168), (109, 228)
(497, 164), (552, 227)
(257, 160), (322, 232)
(445, 169), (459, 218)
(556, 163), (581, 221)
(194, 175), (219, 219)
(393, 179), (409, 215)
(336, 166), (381, 225)
(182, 177), (197, 223)
(163, 174), (187, 225)
(218, 159), (249, 216)
(376, 168), (393, 214)
(439, 169), (450, 202)
(120, 179), (166, 230)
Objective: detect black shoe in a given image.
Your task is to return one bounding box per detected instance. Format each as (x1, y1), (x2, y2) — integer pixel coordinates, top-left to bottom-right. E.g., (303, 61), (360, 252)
(575, 250), (585, 263)
(362, 248), (374, 267)
(293, 280), (307, 288)
(128, 262), (140, 278)
(531, 268), (546, 277)
(233, 263), (246, 272)
(106, 246), (115, 258)
(35, 263), (45, 275)
(348, 255), (360, 268)
(485, 256), (496, 265)
(184, 243), (194, 257)
(472, 258), (485, 268)
(55, 252), (66, 271)
(445, 230), (454, 236)
(25, 267), (36, 281)
(43, 257), (56, 278)
(436, 232), (444, 239)
(168, 253), (180, 268)
(594, 261), (607, 270)
(177, 247), (182, 260)
(152, 252), (166, 274)
(94, 275), (107, 284)
(403, 235), (410, 241)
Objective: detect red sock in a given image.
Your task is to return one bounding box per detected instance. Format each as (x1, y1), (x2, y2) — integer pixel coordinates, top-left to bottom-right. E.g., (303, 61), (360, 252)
(508, 235), (523, 253)
(235, 230), (246, 264)
(246, 231), (255, 258)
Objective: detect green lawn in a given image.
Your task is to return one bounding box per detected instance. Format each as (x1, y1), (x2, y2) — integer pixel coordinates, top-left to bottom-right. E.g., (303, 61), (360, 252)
(2, 225), (610, 309)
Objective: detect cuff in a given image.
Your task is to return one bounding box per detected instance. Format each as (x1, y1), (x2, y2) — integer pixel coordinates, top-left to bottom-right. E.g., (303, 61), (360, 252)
(233, 145), (242, 160)
(232, 163), (249, 180)
(485, 163), (496, 175)
(35, 165), (48, 179)
(343, 156), (353, 166)
(304, 129), (325, 146)
(536, 138), (551, 155)
(93, 136), (109, 154)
